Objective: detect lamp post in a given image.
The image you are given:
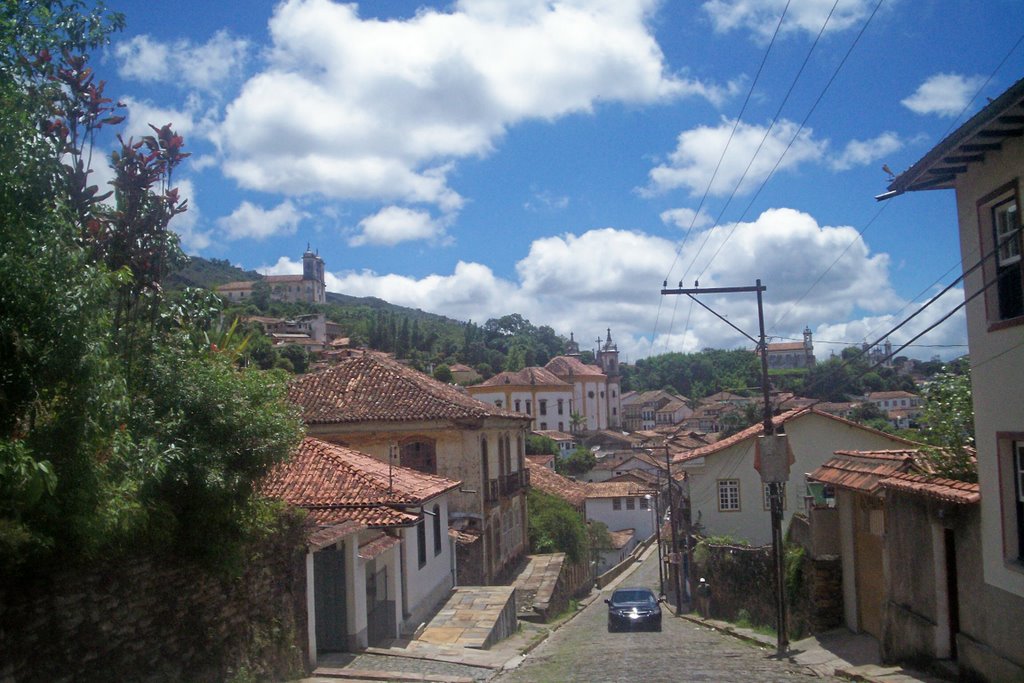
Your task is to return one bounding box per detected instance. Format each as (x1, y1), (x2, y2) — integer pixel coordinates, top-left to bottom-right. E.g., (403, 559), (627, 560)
(646, 493), (664, 594)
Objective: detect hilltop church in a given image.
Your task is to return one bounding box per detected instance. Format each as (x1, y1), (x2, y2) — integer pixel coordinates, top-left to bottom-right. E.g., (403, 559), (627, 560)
(216, 247), (326, 304)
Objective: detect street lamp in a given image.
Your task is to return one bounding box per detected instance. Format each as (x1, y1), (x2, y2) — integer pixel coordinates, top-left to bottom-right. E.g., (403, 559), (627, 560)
(646, 493), (664, 594)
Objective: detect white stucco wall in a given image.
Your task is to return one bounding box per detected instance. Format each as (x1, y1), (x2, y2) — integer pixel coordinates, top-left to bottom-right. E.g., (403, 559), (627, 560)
(585, 496), (656, 540)
(682, 412), (919, 545)
(400, 494), (455, 631)
(953, 133), (1024, 597)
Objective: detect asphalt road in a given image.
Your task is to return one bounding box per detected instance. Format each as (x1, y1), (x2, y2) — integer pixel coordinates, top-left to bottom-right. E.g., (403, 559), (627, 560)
(493, 549), (833, 683)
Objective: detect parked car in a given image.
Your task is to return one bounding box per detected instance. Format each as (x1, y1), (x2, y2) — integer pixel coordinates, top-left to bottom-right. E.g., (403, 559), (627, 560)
(605, 587), (663, 632)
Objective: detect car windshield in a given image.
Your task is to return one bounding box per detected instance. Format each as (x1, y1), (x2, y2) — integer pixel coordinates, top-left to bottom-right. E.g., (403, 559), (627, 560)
(611, 590), (655, 605)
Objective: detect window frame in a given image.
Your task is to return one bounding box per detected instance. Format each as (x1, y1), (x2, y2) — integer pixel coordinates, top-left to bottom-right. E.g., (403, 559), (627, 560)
(612, 497), (622, 511)
(717, 479), (741, 512)
(626, 497), (636, 511)
(416, 519), (427, 568)
(977, 180), (1024, 327)
(998, 432), (1024, 568)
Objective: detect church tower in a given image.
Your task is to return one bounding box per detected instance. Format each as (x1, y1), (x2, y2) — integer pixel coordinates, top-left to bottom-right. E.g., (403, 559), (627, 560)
(565, 332), (580, 357)
(302, 245), (326, 303)
(597, 328), (622, 429)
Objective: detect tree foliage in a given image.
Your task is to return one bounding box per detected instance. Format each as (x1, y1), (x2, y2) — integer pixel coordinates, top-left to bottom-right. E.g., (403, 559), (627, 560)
(0, 3), (301, 576)
(526, 488), (588, 563)
(555, 446), (596, 477)
(918, 370), (976, 482)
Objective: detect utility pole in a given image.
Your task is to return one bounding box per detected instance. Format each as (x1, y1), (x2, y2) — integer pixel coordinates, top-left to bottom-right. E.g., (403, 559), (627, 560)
(661, 279), (789, 654)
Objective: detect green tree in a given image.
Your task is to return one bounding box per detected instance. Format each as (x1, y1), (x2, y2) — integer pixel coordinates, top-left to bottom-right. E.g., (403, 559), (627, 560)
(432, 364), (453, 383)
(918, 371), (976, 482)
(556, 446), (596, 477)
(526, 434), (558, 456)
(527, 489), (588, 563)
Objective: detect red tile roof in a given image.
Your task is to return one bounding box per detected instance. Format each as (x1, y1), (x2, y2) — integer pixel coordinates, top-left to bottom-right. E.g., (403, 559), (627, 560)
(880, 472), (980, 505)
(585, 481), (650, 499)
(673, 408), (922, 464)
(526, 461), (588, 506)
(473, 366), (570, 387)
(808, 450), (921, 495)
(289, 351), (529, 425)
(545, 355), (605, 378)
(261, 438), (461, 528)
(526, 454), (555, 468)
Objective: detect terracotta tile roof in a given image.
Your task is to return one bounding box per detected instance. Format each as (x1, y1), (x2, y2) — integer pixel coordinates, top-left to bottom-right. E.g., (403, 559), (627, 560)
(607, 470), (661, 486)
(808, 450), (921, 495)
(879, 472), (980, 505)
(585, 481), (649, 499)
(526, 454), (555, 468)
(866, 391), (919, 400)
(264, 274), (306, 283)
(473, 366), (570, 387)
(766, 341), (806, 352)
(674, 408), (922, 464)
(289, 351), (529, 424)
(261, 438), (461, 528)
(545, 355), (605, 378)
(533, 429), (575, 441)
(449, 525), (482, 546)
(308, 520), (363, 551)
(608, 528), (636, 549)
(527, 461), (587, 506)
(359, 533), (402, 560)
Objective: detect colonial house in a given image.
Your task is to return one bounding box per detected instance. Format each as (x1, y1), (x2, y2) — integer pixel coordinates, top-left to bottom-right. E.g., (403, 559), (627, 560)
(288, 351), (532, 585)
(242, 313), (345, 348)
(260, 438), (461, 664)
(864, 391), (922, 413)
(466, 367), (575, 432)
(674, 408), (920, 546)
(807, 450), (980, 663)
(883, 73), (1024, 681)
(585, 481), (658, 572)
(216, 247), (326, 304)
(587, 451), (665, 484)
(622, 390), (692, 431)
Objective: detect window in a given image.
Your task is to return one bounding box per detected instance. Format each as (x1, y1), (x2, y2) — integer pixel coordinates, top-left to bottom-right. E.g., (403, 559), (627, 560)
(718, 479), (740, 512)
(526, 400), (532, 415)
(979, 183), (1024, 322)
(600, 391), (605, 399)
(433, 504), (443, 556)
(639, 496), (649, 510)
(540, 422), (547, 430)
(539, 399), (547, 416)
(588, 390), (595, 399)
(998, 433), (1024, 564)
(494, 400), (502, 408)
(557, 399), (564, 415)
(763, 483), (787, 511)
(626, 497), (635, 510)
(400, 439), (436, 474)
(514, 399), (521, 412)
(558, 422), (564, 431)
(417, 520), (427, 568)
(612, 497), (622, 510)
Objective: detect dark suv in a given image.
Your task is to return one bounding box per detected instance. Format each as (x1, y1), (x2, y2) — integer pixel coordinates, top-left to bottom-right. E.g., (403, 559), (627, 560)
(605, 587), (663, 632)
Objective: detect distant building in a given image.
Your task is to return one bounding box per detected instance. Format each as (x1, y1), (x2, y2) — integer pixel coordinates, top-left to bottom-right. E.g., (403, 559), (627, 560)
(216, 247), (326, 304)
(765, 327), (815, 369)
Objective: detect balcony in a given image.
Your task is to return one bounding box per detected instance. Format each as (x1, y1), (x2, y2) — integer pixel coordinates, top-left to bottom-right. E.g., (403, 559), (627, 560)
(484, 478), (499, 503)
(500, 470), (529, 496)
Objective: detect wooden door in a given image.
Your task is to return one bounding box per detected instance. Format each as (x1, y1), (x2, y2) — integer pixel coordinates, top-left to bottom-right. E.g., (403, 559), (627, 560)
(314, 547), (347, 652)
(854, 496), (884, 638)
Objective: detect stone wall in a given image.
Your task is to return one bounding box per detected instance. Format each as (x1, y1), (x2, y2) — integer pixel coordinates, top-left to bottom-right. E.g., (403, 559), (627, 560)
(695, 541), (841, 639)
(0, 515), (308, 683)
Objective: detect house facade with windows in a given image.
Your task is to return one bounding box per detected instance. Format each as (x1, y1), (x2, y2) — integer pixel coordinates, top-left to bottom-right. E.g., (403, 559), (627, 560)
(260, 438), (461, 664)
(674, 409), (920, 545)
(466, 367), (575, 432)
(584, 480), (657, 554)
(885, 75), (1024, 681)
(288, 351), (532, 585)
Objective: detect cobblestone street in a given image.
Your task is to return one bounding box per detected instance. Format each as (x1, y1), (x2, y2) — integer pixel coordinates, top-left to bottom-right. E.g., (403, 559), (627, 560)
(493, 550), (837, 683)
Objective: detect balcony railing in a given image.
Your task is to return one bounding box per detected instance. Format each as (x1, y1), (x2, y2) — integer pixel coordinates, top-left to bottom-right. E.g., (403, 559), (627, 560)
(484, 478), (500, 503)
(500, 470), (530, 496)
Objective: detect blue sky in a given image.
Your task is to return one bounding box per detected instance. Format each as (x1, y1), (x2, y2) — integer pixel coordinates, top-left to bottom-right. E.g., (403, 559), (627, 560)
(95, 0), (1024, 362)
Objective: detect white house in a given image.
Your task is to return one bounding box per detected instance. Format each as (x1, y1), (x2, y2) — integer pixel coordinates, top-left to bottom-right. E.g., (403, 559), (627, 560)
(261, 438), (461, 665)
(885, 75), (1024, 681)
(466, 367), (575, 433)
(674, 408), (920, 545)
(585, 480), (658, 569)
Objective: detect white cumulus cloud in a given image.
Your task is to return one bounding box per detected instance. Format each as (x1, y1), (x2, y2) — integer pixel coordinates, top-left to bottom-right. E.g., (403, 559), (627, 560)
(310, 207), (962, 361)
(114, 30), (251, 93)
(902, 73), (985, 117)
(218, 0), (728, 210)
(217, 200), (306, 241)
(646, 117), (827, 197)
(661, 207), (714, 230)
(702, 0), (880, 41)
(350, 206), (450, 247)
(829, 132), (903, 171)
